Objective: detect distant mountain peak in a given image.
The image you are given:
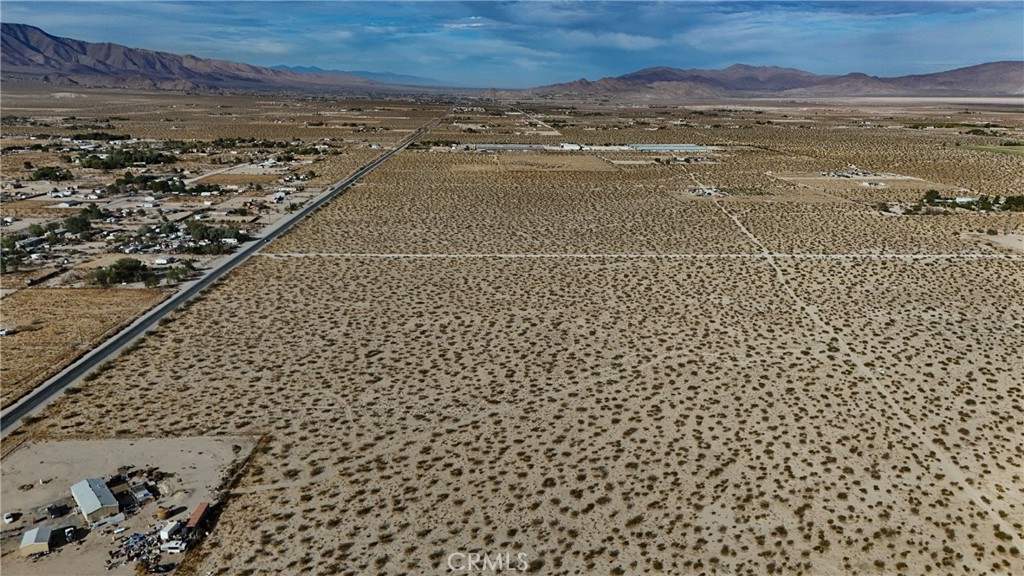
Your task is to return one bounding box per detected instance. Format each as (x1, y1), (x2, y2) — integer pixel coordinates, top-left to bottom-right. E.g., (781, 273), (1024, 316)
(0, 22), (414, 93)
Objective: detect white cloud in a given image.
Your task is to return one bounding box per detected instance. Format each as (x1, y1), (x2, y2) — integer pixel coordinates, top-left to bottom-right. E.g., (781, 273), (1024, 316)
(247, 40), (294, 55)
(561, 30), (664, 51)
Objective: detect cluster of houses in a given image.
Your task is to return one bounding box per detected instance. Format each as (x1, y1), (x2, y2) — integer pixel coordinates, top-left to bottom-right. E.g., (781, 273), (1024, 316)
(48, 186), (101, 200)
(117, 227), (212, 256)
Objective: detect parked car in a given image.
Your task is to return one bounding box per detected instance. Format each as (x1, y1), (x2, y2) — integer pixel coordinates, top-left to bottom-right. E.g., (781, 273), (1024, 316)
(3, 512), (16, 524)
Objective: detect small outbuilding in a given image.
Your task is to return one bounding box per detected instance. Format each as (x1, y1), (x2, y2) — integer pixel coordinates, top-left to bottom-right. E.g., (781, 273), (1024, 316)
(71, 478), (119, 524)
(20, 526), (52, 556)
(130, 482), (154, 506)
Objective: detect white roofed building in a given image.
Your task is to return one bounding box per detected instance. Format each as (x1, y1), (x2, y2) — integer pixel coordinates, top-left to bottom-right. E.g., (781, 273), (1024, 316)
(20, 526), (52, 556)
(71, 478), (119, 524)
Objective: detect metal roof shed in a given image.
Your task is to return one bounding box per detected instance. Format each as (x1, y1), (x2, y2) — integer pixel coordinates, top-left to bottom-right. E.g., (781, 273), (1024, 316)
(71, 477), (119, 523)
(20, 526), (52, 556)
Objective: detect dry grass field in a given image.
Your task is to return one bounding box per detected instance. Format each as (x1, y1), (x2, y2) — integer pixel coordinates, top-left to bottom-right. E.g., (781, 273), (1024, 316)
(0, 287), (166, 409)
(2, 89), (1023, 576)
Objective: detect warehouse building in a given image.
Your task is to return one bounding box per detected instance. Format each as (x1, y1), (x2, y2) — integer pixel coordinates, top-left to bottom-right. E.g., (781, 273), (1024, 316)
(71, 478), (119, 524)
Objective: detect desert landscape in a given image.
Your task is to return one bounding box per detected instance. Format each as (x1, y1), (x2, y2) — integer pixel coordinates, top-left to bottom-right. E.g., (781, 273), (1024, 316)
(1, 79), (1022, 576)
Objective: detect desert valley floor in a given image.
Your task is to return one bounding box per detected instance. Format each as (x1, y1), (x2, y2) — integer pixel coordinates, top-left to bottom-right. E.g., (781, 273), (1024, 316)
(1, 88), (1022, 575)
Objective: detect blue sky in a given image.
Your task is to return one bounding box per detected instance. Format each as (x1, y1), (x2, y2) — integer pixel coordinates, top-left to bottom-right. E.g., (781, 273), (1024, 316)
(3, 1), (1022, 87)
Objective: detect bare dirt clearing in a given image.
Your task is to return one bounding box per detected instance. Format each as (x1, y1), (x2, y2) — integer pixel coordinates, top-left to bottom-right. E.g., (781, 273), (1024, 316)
(0, 436), (253, 576)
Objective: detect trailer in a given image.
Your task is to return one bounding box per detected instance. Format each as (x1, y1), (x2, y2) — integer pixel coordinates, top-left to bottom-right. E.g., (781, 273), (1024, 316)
(160, 540), (188, 553)
(160, 520), (182, 542)
(185, 502), (210, 533)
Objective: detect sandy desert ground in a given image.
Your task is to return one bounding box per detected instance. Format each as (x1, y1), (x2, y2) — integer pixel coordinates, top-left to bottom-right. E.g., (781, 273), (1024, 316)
(0, 288), (166, 409)
(2, 89), (1022, 575)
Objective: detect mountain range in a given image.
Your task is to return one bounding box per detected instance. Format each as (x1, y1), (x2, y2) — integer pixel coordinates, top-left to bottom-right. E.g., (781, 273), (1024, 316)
(2, 23), (1022, 98)
(0, 23), (387, 92)
(529, 62), (1024, 99)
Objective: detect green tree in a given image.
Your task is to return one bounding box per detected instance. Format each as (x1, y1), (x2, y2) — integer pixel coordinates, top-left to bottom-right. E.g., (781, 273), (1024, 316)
(92, 258), (155, 286)
(63, 215), (92, 234)
(1, 235), (18, 252)
(1002, 195), (1024, 211)
(3, 254), (23, 272)
(81, 203), (103, 220)
(159, 220), (177, 235)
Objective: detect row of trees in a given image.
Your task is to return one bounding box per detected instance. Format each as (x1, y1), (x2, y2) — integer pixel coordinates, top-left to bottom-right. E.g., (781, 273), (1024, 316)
(71, 132), (130, 141)
(92, 257), (196, 287)
(79, 149), (178, 170)
(29, 166), (73, 181)
(182, 220), (250, 254)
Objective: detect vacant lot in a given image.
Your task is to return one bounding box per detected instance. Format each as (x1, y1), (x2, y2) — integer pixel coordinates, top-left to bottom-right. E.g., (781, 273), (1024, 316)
(3, 94), (1023, 576)
(0, 287), (166, 409)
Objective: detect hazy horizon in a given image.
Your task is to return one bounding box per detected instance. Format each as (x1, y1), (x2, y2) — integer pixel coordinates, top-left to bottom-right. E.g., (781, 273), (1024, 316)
(2, 1), (1022, 89)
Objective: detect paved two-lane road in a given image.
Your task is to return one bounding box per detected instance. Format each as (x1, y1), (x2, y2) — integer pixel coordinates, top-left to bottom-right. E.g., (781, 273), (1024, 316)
(0, 109), (449, 436)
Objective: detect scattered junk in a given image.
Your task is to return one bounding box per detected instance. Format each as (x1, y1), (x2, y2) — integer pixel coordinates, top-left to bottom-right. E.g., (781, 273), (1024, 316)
(107, 503), (210, 570)
(111, 532), (163, 569)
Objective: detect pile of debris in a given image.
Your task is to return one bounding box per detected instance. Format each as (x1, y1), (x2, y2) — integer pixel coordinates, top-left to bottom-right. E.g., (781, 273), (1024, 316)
(106, 530), (162, 571)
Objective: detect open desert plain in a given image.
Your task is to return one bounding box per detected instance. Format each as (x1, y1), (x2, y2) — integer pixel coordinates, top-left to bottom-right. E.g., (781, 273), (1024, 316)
(2, 83), (1023, 576)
